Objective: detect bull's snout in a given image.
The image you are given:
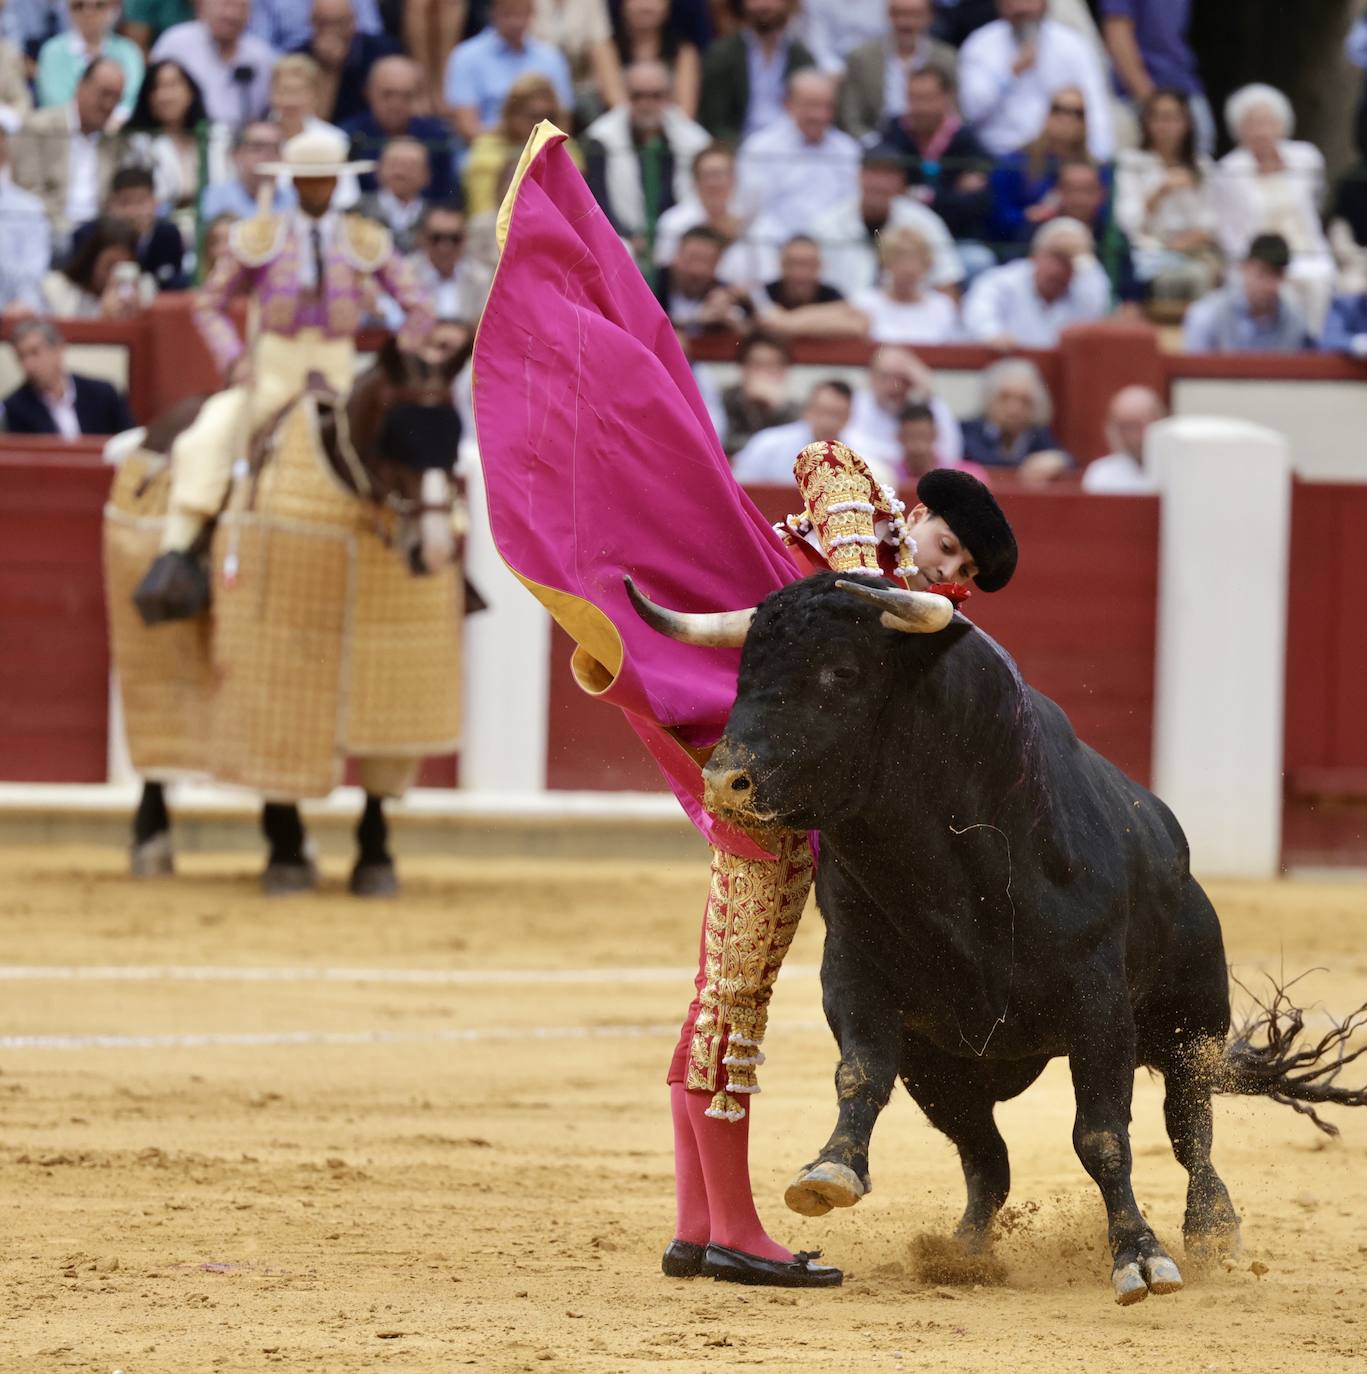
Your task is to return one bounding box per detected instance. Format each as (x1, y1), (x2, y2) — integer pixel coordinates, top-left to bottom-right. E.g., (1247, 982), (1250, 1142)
(702, 740), (759, 818)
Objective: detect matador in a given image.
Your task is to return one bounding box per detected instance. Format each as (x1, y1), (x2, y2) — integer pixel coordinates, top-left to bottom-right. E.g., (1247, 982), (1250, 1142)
(473, 125), (1019, 1290)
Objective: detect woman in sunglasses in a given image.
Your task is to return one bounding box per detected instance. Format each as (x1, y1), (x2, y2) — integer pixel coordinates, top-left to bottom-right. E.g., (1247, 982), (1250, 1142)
(36, 0), (145, 119)
(986, 84), (1098, 251)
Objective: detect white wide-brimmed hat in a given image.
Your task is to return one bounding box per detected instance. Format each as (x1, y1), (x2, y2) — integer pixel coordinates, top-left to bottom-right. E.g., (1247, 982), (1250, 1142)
(259, 128), (375, 178)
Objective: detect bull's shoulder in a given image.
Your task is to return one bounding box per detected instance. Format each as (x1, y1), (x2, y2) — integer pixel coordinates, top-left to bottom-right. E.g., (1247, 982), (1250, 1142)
(229, 213), (289, 267)
(338, 213), (393, 272)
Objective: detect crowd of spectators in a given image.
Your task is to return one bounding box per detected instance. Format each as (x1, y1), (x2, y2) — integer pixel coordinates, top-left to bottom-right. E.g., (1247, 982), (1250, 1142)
(0, 0), (1365, 484)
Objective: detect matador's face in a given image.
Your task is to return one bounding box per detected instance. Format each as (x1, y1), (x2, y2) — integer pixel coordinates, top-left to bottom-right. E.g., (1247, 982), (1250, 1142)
(295, 176), (338, 217)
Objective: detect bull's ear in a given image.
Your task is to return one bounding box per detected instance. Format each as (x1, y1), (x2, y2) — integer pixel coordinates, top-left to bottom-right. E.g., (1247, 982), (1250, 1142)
(834, 579), (954, 634)
(624, 576), (756, 647)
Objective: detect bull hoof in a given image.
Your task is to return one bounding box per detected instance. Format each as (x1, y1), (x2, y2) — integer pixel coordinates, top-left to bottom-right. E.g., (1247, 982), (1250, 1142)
(1142, 1254), (1184, 1296)
(1112, 1261), (1149, 1305)
(784, 1161), (865, 1218)
(1112, 1250), (1184, 1305)
(130, 832), (174, 878)
(349, 860), (398, 898)
(261, 859), (318, 896)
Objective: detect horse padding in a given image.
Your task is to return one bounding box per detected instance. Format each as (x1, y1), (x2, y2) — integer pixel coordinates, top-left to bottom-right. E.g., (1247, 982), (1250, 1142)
(103, 451), (214, 778)
(209, 401), (460, 797)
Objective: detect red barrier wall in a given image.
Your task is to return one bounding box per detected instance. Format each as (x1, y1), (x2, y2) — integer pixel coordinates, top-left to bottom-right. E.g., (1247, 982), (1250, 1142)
(0, 449), (113, 781)
(546, 482), (1160, 793)
(1283, 481), (1367, 866)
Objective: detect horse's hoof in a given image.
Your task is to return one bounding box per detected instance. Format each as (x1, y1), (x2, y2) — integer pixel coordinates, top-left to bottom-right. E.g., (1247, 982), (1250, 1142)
(261, 859), (318, 896)
(349, 861), (398, 898)
(1142, 1254), (1184, 1296)
(784, 1161), (865, 1217)
(1112, 1261), (1149, 1305)
(130, 832), (174, 878)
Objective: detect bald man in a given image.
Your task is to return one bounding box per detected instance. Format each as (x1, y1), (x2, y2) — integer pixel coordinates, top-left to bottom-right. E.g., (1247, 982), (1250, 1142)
(1082, 385), (1166, 494)
(341, 55), (458, 202)
(737, 69), (860, 240)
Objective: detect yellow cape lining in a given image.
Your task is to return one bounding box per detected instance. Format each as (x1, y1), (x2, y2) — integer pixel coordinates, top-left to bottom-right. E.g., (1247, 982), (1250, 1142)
(477, 120), (626, 691)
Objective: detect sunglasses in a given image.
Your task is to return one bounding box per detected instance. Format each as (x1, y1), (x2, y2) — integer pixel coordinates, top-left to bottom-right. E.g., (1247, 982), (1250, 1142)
(1050, 103), (1085, 118)
(71, 0), (109, 9)
(629, 89), (669, 101)
(428, 231), (464, 244)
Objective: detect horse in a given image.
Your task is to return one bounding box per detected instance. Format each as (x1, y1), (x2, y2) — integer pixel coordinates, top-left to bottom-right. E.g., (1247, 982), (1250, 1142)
(107, 334), (475, 896)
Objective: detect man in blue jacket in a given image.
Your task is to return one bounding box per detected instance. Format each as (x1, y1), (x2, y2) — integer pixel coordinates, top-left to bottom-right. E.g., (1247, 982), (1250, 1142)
(2, 320), (134, 436)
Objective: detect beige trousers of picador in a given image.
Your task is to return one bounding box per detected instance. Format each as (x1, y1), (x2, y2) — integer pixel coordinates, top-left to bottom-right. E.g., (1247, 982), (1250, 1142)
(162, 330), (355, 552)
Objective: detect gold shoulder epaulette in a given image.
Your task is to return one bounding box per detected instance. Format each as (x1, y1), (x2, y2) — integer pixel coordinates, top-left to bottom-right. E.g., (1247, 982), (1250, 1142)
(339, 213), (393, 272)
(230, 213), (288, 267)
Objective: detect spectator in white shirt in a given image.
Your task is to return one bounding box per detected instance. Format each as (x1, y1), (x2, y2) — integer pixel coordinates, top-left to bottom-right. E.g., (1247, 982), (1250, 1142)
(809, 144), (964, 299)
(962, 216), (1111, 347)
(801, 0), (890, 75)
(652, 142), (763, 288)
(852, 224), (960, 344)
(737, 69), (860, 249)
(957, 0), (1114, 160)
(357, 137), (431, 254)
(151, 0), (277, 132)
(387, 203), (491, 328)
(1081, 383), (1164, 494)
(0, 114), (51, 315)
(845, 342), (962, 469)
(731, 377), (853, 482)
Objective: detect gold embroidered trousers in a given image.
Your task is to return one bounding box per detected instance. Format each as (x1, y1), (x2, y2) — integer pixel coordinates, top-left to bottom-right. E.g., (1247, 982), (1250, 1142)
(667, 832), (814, 1121)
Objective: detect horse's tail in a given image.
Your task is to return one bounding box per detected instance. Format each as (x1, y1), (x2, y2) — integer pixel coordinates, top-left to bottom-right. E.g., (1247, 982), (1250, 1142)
(1213, 974), (1367, 1135)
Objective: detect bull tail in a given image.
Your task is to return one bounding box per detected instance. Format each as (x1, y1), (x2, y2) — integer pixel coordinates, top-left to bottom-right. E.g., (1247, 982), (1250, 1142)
(1215, 974), (1367, 1136)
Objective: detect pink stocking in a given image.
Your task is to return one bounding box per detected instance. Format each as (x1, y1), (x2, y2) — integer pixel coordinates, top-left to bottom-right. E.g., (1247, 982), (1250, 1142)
(669, 1082), (711, 1245)
(683, 1085), (792, 1261)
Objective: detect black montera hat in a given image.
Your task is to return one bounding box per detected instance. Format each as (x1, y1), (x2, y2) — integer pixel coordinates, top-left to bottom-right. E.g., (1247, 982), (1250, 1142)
(916, 469), (1018, 593)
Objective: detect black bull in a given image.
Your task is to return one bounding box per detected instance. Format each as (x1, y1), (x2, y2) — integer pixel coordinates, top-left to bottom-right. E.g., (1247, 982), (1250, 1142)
(633, 571), (1367, 1305)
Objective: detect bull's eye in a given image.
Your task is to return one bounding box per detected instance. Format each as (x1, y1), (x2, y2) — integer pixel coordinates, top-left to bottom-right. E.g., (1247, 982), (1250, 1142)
(820, 664), (859, 688)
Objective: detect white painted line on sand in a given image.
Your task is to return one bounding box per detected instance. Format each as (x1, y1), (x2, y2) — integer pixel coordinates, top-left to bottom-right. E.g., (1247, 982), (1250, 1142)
(0, 1020), (827, 1052)
(0, 963), (819, 986)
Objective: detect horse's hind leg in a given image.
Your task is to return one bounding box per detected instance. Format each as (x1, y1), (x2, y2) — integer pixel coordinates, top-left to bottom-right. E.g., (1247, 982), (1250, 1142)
(260, 802), (318, 896)
(130, 781), (174, 877)
(350, 793), (398, 898)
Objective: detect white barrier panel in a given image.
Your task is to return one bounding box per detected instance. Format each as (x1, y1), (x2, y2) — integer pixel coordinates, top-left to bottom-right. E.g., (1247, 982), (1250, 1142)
(1148, 417), (1291, 877)
(460, 453), (551, 791)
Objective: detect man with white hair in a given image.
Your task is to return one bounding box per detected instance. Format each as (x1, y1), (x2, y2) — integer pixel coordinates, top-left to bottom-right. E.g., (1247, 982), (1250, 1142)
(961, 216), (1111, 347)
(1082, 385), (1165, 494)
(737, 69), (860, 246)
(958, 0), (1114, 159)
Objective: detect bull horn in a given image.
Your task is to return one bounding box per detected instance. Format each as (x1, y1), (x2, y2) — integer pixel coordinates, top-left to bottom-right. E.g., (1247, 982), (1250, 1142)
(624, 576), (756, 648)
(834, 579), (955, 634)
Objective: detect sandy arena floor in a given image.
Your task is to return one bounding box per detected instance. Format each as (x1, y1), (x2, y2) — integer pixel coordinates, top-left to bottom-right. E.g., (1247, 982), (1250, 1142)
(0, 845), (1364, 1373)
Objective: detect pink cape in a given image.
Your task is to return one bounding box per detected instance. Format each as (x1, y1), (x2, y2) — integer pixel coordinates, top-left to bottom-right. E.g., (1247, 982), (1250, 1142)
(471, 128), (802, 857)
